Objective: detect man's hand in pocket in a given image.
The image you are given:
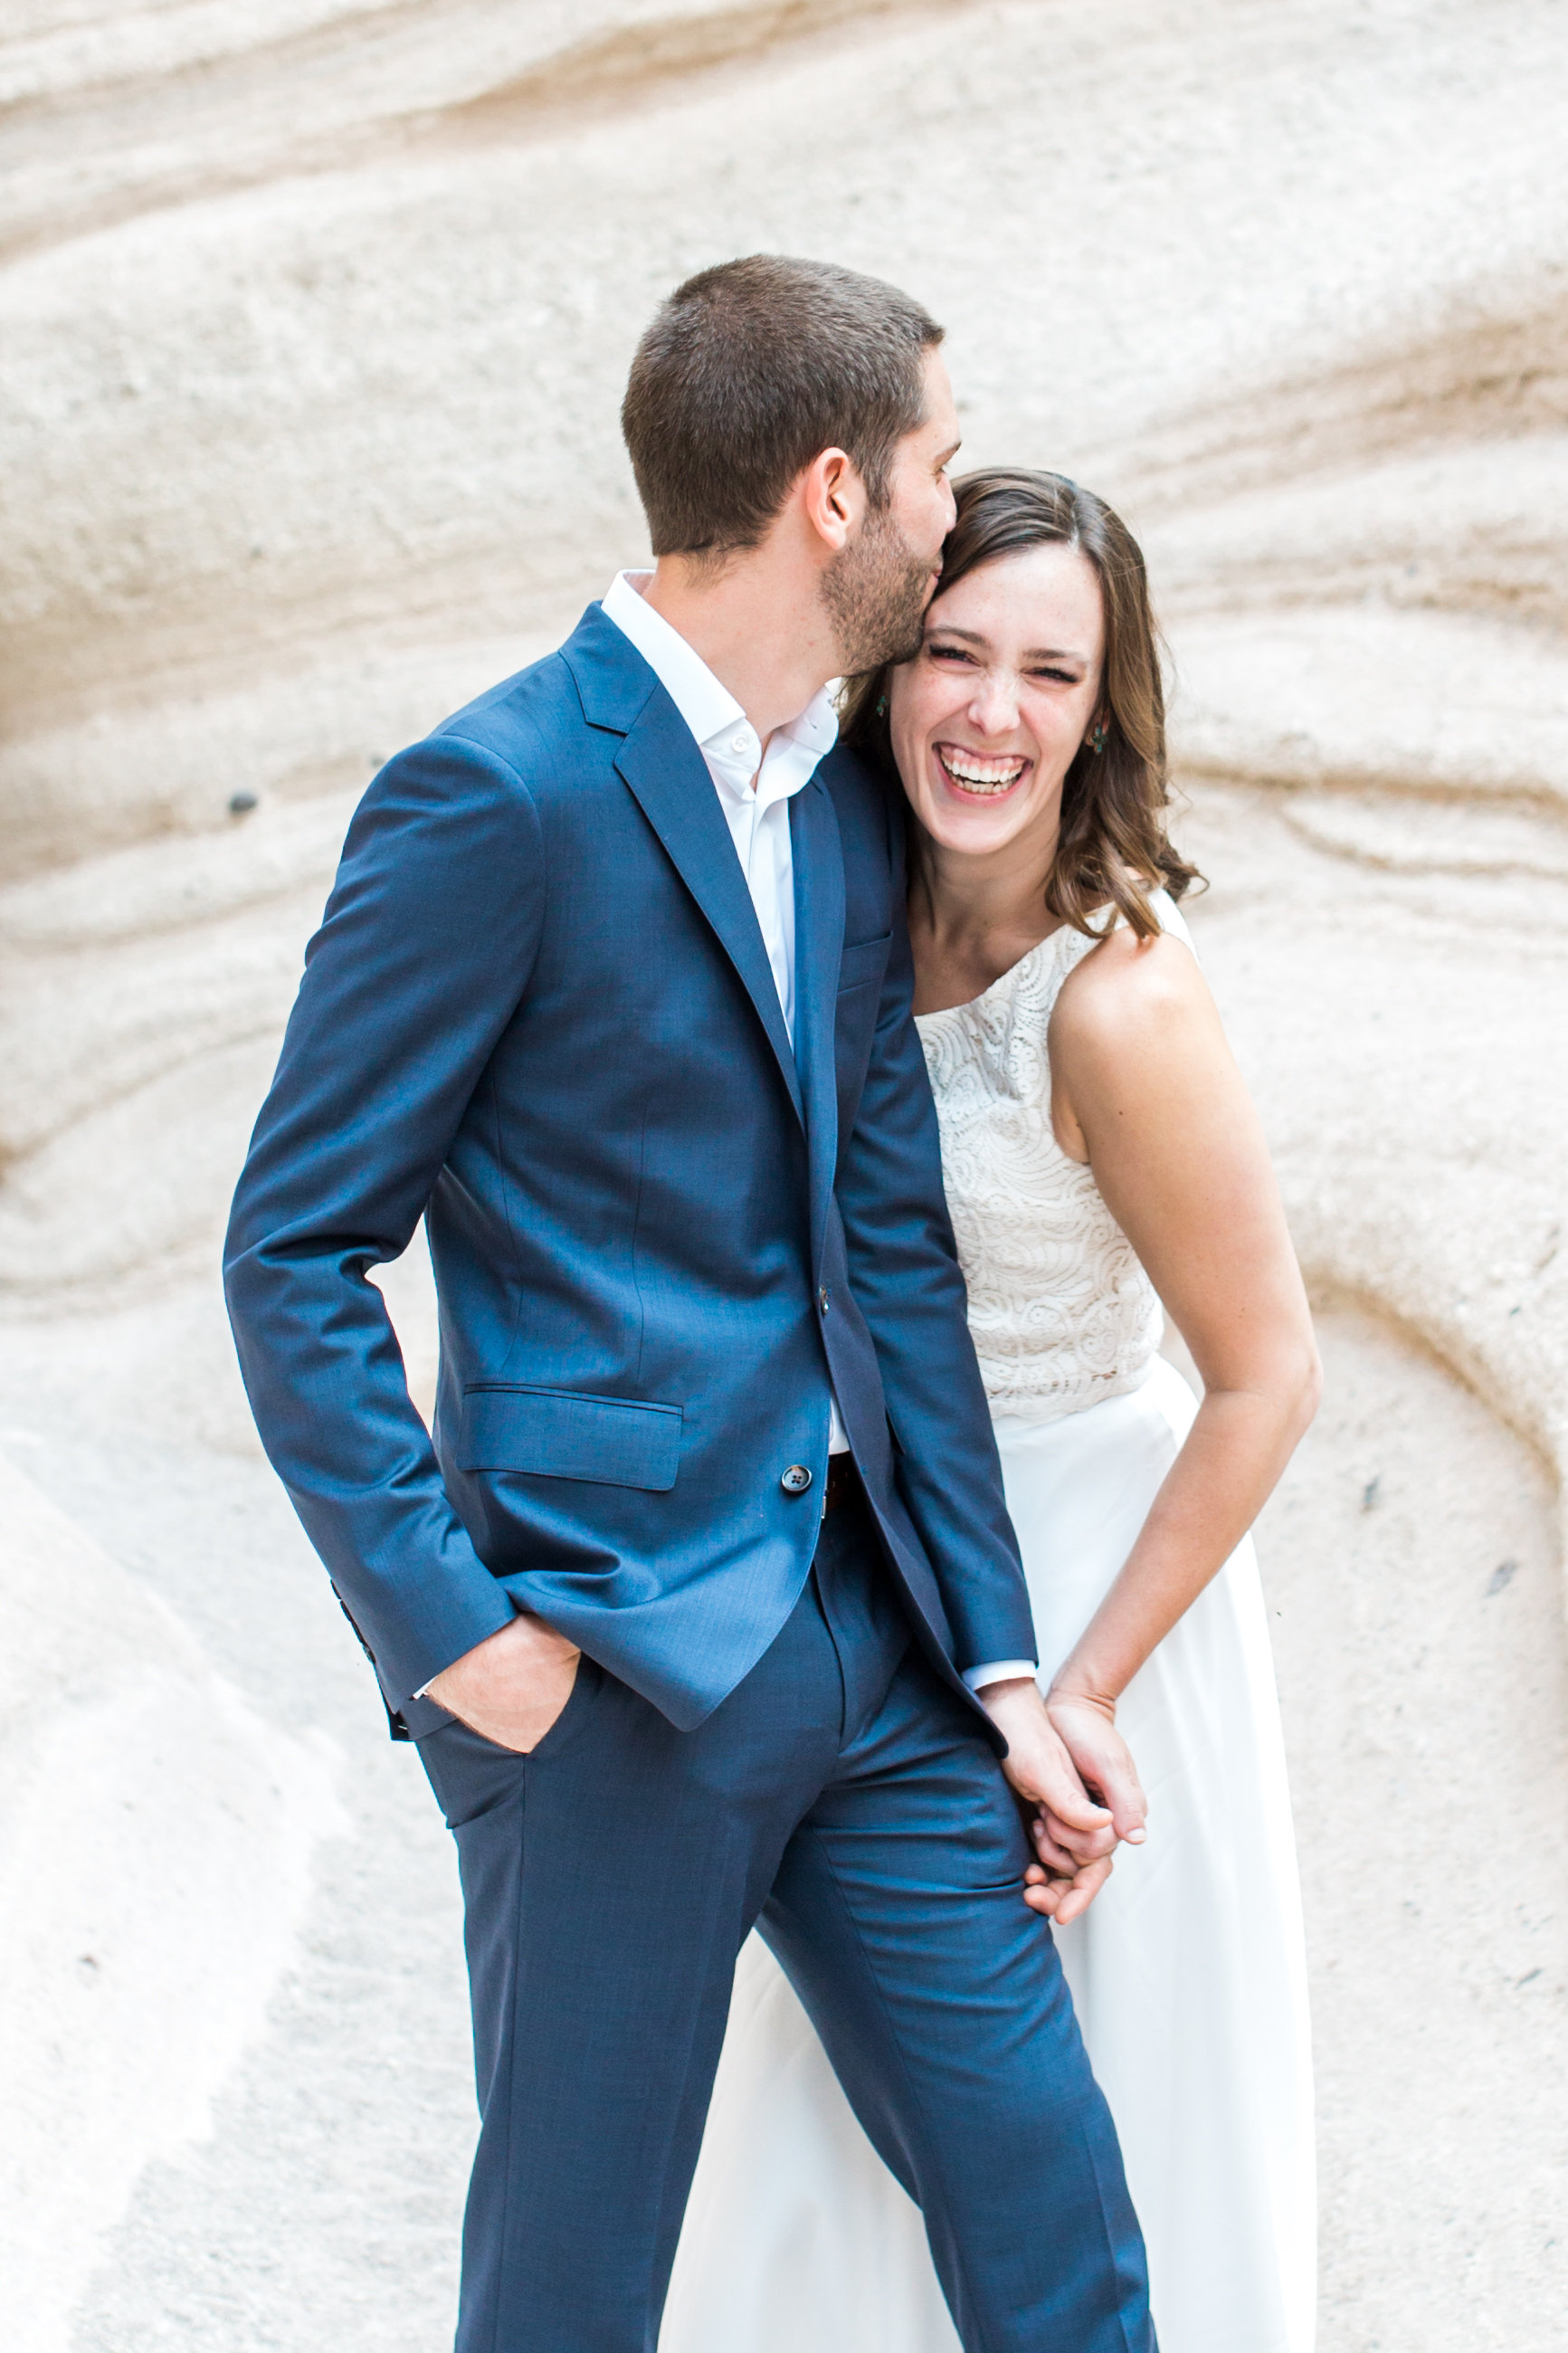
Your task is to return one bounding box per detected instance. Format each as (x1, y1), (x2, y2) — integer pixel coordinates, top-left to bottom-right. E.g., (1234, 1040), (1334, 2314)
(425, 1611), (582, 1752)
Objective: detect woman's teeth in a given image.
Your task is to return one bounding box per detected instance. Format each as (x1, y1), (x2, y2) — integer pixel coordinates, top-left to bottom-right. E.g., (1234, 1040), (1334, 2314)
(937, 746), (1028, 795)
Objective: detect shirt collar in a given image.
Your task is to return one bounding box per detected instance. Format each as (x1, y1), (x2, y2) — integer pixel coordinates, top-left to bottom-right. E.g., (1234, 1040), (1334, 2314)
(602, 571), (840, 795)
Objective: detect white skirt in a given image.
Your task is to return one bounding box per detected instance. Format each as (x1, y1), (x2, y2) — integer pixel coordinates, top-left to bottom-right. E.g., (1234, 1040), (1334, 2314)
(661, 1358), (1316, 2353)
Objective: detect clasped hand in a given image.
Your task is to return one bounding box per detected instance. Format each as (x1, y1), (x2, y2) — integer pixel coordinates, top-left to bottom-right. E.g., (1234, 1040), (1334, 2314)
(979, 1677), (1145, 1926)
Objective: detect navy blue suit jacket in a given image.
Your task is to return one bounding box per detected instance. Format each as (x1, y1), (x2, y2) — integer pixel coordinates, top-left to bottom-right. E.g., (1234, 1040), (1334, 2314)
(224, 605), (1036, 1738)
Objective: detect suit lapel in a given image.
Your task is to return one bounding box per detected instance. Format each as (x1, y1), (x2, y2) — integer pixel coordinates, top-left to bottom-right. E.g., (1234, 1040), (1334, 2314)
(613, 690), (804, 1124)
(790, 776), (845, 1262)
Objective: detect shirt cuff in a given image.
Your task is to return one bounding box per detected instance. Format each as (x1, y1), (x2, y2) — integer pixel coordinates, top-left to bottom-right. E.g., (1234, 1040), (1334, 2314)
(963, 1660), (1039, 1694)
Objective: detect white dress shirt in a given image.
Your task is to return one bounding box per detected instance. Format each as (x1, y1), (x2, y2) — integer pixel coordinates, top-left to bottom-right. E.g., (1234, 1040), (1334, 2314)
(602, 576), (1027, 1693)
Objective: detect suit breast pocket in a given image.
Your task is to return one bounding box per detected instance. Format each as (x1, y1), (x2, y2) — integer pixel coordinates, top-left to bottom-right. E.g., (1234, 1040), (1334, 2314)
(837, 932), (892, 996)
(458, 1385), (683, 1490)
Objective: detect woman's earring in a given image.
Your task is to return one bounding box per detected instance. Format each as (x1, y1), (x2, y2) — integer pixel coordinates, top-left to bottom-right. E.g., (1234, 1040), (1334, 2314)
(875, 695), (889, 719)
(1088, 719), (1108, 755)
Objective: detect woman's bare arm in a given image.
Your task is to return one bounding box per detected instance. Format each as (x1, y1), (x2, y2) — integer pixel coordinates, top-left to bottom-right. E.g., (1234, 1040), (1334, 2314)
(1045, 924), (1321, 1732)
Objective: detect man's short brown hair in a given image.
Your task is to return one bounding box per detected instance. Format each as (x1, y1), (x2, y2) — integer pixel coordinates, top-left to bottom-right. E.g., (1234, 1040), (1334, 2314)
(621, 254), (944, 559)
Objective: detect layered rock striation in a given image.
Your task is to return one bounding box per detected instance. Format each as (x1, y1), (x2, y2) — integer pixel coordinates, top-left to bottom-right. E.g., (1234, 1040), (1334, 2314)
(2, 5), (1565, 2348)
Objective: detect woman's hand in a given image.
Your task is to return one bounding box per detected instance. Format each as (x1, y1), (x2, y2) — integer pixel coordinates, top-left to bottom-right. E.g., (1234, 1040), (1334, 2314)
(1044, 1685), (1145, 1847)
(981, 1675), (1136, 1926)
(1017, 1683), (1147, 1925)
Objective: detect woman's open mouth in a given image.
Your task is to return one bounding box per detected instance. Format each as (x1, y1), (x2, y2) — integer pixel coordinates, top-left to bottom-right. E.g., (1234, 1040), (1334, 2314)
(935, 743), (1030, 798)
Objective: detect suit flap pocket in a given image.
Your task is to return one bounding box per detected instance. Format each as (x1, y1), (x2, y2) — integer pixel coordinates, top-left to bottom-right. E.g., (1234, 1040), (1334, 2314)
(458, 1386), (682, 1490)
(837, 932), (892, 994)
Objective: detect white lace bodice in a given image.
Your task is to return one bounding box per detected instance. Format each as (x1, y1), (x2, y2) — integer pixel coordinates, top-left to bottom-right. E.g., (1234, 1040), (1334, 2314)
(916, 891), (1193, 1424)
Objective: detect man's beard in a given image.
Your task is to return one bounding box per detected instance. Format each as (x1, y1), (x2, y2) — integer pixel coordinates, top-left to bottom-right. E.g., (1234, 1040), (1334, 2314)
(821, 506), (935, 674)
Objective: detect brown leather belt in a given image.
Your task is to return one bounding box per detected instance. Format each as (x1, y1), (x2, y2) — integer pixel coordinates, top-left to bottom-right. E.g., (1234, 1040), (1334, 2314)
(822, 1453), (861, 1514)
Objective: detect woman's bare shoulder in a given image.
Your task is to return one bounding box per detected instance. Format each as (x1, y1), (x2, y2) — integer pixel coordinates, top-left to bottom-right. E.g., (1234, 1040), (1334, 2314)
(1052, 919), (1212, 1059)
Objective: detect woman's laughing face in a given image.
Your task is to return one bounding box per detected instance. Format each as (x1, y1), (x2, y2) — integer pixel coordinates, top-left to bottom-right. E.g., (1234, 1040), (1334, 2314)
(890, 541), (1105, 863)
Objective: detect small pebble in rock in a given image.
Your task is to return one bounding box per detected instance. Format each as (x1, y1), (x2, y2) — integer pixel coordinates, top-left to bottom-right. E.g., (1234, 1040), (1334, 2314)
(1361, 1475), (1380, 1511)
(1487, 1558), (1517, 1596)
(228, 790), (259, 816)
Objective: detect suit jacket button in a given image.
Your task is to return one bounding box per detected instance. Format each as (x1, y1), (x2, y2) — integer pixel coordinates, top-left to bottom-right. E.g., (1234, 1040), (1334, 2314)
(781, 1463), (813, 1494)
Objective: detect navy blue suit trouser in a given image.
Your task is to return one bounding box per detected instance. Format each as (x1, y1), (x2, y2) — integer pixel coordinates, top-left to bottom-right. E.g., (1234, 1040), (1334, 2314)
(418, 1500), (1155, 2352)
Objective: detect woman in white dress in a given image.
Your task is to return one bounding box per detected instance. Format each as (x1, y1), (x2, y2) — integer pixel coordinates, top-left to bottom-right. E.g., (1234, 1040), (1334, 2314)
(662, 469), (1319, 2353)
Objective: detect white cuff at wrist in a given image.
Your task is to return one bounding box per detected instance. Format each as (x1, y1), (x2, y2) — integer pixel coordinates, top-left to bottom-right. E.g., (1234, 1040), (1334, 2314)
(963, 1660), (1038, 1694)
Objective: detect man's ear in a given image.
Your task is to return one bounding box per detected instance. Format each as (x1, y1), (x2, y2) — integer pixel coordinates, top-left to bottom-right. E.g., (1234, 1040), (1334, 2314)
(800, 446), (865, 555)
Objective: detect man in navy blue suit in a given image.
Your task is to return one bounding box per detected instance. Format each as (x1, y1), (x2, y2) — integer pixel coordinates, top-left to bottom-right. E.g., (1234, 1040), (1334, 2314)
(225, 256), (1155, 2351)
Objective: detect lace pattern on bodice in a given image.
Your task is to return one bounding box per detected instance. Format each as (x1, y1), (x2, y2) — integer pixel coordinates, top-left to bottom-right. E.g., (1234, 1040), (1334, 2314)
(917, 895), (1191, 1424)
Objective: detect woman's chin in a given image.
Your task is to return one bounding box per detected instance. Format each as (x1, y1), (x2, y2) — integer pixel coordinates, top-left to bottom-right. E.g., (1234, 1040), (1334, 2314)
(921, 791), (1035, 854)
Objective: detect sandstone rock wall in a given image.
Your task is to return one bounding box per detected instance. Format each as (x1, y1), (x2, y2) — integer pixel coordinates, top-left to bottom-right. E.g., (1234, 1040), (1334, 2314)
(2, 5), (1566, 2345)
(5, 0), (1566, 1487)
(0, 1451), (340, 2353)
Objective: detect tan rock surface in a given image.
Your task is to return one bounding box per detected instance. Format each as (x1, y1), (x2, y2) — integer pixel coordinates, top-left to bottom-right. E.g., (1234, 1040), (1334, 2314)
(0, 1451), (340, 2353)
(1, 1), (1564, 2344)
(1263, 1307), (1566, 2349)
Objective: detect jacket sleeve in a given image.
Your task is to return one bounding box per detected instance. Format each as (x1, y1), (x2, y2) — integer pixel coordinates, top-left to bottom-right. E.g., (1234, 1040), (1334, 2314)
(833, 818), (1039, 1677)
(223, 729), (544, 1708)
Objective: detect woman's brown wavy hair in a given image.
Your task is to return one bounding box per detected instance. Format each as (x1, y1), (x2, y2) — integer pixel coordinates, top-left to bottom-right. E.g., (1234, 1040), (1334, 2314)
(841, 465), (1201, 939)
